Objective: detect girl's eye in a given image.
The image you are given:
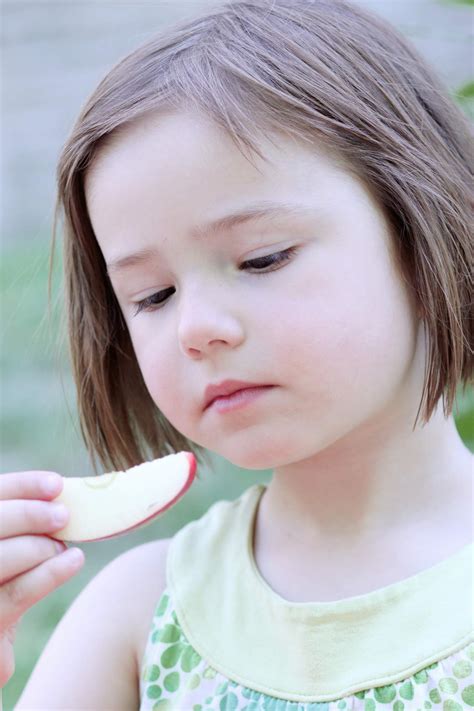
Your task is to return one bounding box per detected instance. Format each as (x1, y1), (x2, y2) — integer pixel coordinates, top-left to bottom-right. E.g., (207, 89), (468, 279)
(132, 246), (299, 316)
(239, 245), (298, 273)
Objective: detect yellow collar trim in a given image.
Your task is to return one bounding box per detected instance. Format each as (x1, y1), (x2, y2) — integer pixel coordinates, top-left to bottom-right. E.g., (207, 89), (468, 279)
(168, 484), (473, 701)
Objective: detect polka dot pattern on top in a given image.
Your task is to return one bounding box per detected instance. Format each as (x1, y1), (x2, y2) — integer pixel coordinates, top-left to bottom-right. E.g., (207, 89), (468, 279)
(139, 588), (474, 711)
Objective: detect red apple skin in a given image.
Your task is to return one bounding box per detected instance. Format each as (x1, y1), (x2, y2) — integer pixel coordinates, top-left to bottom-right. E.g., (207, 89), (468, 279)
(50, 452), (197, 544)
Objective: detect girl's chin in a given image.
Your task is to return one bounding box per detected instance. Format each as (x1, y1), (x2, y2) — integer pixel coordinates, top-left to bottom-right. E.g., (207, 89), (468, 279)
(219, 447), (298, 472)
(203, 445), (275, 471)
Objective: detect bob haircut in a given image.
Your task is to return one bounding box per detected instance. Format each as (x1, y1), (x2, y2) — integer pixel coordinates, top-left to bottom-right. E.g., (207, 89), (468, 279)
(52, 0), (473, 474)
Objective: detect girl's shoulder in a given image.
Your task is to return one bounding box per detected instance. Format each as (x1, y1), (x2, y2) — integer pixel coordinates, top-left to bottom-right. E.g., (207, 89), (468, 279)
(125, 537), (173, 680)
(130, 489), (252, 679)
(16, 536), (172, 709)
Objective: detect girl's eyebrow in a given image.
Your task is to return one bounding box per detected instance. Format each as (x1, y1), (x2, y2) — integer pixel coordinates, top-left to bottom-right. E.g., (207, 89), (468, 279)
(106, 200), (315, 275)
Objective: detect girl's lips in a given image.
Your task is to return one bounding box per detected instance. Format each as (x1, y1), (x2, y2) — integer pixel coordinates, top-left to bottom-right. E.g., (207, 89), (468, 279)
(204, 379), (274, 410)
(207, 385), (275, 414)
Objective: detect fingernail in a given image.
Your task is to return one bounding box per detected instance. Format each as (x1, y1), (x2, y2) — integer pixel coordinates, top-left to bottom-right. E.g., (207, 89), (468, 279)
(44, 474), (61, 495)
(52, 504), (68, 526)
(62, 548), (84, 565)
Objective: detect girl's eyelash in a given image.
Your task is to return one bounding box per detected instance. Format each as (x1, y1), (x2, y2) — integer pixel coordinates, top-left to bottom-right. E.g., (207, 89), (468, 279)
(132, 246), (299, 316)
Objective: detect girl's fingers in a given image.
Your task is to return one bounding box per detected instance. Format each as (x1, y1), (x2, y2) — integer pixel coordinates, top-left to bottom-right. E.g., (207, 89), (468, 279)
(0, 535), (67, 586)
(0, 472), (75, 688)
(0, 546), (85, 629)
(0, 631), (15, 688)
(0, 471), (63, 502)
(0, 499), (69, 539)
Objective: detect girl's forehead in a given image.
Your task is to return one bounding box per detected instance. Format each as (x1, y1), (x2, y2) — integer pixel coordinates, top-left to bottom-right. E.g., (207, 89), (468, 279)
(87, 109), (351, 189)
(85, 112), (366, 247)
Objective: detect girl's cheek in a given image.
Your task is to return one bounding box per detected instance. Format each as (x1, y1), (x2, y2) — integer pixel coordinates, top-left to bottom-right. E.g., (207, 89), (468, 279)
(126, 327), (171, 399)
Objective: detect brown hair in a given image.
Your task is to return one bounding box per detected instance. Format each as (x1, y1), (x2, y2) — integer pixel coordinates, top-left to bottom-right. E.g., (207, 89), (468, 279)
(51, 0), (473, 474)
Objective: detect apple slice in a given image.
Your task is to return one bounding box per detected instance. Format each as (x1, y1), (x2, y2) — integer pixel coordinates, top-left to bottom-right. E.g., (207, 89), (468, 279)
(50, 452), (196, 543)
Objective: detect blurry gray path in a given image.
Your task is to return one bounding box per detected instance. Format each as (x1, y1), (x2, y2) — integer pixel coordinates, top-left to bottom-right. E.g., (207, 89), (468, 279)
(1, 0), (473, 245)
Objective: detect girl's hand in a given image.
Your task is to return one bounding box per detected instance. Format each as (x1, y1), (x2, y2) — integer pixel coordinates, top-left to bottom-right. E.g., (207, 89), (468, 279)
(0, 471), (85, 688)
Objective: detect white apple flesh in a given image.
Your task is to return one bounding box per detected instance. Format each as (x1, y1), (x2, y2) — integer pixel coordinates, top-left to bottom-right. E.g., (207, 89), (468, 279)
(50, 451), (196, 543)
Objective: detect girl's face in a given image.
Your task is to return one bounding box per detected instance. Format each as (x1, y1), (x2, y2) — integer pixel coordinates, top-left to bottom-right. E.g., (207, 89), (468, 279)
(86, 110), (422, 471)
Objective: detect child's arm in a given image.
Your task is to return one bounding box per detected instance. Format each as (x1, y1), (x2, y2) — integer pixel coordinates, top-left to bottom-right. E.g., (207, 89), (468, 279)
(15, 546), (146, 709)
(6, 474), (170, 709)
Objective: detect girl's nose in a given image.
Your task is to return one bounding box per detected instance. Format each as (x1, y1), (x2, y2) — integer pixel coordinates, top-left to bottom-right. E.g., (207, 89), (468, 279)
(177, 287), (245, 358)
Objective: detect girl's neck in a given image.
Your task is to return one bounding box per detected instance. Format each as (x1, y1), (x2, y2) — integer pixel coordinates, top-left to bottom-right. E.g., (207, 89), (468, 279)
(253, 405), (472, 602)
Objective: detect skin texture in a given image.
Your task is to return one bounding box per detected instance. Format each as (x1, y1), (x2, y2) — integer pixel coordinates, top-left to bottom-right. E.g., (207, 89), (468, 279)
(86, 110), (472, 602)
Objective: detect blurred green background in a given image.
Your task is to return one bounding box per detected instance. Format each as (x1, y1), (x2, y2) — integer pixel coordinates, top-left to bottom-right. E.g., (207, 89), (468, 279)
(1, 0), (473, 709)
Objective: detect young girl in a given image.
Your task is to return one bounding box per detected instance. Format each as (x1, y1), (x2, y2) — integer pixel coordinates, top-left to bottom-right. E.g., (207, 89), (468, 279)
(3, 0), (473, 708)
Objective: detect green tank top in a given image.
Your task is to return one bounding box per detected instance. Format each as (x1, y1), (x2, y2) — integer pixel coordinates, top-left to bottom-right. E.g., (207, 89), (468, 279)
(139, 484), (473, 710)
